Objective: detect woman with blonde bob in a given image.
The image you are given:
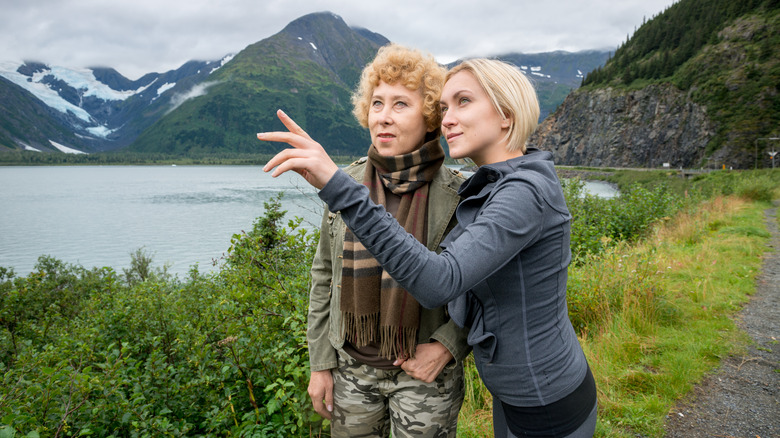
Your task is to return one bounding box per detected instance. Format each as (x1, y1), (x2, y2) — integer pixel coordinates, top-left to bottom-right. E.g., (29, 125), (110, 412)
(259, 58), (598, 437)
(303, 43), (469, 437)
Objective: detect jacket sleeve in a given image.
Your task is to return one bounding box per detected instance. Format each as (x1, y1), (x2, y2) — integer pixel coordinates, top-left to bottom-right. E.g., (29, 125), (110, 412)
(318, 169), (545, 309)
(429, 318), (471, 363)
(307, 209), (338, 372)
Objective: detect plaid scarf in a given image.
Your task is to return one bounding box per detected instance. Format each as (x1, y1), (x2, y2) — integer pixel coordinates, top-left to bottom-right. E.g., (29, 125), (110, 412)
(341, 138), (445, 360)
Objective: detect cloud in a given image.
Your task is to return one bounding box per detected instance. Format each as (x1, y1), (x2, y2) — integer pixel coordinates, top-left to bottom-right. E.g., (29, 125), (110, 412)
(0, 0), (676, 80)
(167, 81), (220, 114)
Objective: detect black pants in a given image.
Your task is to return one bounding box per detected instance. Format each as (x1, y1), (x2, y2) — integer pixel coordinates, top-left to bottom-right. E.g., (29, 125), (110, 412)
(493, 399), (597, 438)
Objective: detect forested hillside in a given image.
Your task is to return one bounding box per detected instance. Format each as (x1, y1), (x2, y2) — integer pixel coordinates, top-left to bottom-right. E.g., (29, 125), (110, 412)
(126, 13), (386, 156)
(572, 0), (779, 167)
(531, 0), (779, 169)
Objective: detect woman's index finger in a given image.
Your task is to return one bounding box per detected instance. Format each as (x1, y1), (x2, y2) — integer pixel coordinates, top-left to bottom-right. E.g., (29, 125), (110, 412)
(276, 109), (313, 140)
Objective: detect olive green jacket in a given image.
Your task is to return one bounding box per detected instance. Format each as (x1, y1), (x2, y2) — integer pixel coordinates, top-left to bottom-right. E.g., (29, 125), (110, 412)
(307, 158), (470, 372)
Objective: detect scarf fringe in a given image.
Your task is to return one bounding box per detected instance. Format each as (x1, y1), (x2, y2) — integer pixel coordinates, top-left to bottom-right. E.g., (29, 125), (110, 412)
(379, 326), (418, 360)
(342, 313), (419, 360)
(342, 312), (379, 348)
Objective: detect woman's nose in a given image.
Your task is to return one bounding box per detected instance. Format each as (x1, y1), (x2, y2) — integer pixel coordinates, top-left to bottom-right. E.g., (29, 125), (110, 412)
(441, 110), (455, 127)
(378, 108), (393, 125)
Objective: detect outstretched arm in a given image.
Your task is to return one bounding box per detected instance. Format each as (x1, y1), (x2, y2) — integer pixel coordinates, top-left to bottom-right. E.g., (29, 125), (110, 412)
(259, 111), (546, 311)
(258, 110), (338, 189)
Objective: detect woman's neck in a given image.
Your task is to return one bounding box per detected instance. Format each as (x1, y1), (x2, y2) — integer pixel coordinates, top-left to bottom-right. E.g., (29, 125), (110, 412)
(472, 145), (524, 167)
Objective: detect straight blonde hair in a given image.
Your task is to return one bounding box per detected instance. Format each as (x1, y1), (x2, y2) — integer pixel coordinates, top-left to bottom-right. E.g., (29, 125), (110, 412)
(446, 59), (540, 153)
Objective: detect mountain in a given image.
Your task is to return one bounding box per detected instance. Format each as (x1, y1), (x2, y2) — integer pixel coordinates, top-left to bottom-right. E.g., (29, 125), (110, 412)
(0, 57), (232, 152)
(0, 75), (89, 152)
(126, 12), (388, 156)
(469, 51), (609, 120)
(0, 11), (608, 158)
(530, 0), (780, 169)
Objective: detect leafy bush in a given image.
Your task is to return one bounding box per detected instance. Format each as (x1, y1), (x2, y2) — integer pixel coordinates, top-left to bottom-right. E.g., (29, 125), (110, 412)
(562, 179), (683, 262)
(0, 194), (324, 437)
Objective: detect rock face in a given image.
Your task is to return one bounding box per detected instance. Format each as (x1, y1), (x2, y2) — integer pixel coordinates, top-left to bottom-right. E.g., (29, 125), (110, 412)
(530, 84), (719, 169)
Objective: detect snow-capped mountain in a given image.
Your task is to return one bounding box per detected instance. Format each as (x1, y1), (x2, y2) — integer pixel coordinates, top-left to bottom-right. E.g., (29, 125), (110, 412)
(0, 12), (609, 156)
(0, 55), (233, 153)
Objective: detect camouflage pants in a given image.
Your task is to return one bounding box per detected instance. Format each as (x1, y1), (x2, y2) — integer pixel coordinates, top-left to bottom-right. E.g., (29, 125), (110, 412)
(330, 349), (464, 438)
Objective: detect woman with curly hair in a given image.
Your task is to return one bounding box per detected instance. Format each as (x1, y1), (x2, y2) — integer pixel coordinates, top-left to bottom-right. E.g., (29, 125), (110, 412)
(303, 43), (469, 437)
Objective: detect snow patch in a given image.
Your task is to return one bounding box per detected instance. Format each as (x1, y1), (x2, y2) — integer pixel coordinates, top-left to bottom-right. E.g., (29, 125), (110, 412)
(31, 66), (136, 101)
(530, 66), (542, 72)
(49, 140), (87, 154)
(135, 78), (157, 94)
(157, 82), (176, 96)
(86, 125), (115, 138)
(209, 54), (234, 75)
(0, 61), (93, 122)
(310, 42), (318, 51)
(20, 142), (41, 152)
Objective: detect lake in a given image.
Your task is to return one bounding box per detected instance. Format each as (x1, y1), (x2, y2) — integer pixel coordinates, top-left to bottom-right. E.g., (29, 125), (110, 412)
(0, 166), (617, 277)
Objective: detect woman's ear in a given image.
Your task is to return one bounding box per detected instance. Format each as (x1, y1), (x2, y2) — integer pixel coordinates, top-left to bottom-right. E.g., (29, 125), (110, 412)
(500, 114), (512, 129)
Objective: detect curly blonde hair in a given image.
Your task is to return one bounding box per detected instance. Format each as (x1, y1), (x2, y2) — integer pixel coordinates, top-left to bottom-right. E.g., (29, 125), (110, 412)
(352, 43), (445, 134)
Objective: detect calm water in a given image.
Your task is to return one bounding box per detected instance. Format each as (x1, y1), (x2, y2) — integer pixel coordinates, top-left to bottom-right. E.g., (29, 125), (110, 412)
(1, 166), (324, 277)
(1, 166), (617, 277)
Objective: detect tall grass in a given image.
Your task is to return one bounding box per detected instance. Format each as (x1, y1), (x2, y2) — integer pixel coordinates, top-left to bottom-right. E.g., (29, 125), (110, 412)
(456, 194), (772, 437)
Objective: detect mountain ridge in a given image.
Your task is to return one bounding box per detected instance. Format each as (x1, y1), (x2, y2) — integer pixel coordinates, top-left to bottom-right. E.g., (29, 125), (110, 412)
(0, 11), (610, 158)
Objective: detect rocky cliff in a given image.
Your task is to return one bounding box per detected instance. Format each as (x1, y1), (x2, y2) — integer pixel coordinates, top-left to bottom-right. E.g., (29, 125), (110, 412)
(529, 84), (719, 169)
(534, 2), (779, 170)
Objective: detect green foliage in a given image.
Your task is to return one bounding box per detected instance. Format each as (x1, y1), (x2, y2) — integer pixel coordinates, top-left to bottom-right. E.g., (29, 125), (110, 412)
(582, 0), (774, 87)
(0, 150), (362, 166)
(0, 194), (324, 436)
(122, 248), (171, 286)
(679, 169), (780, 202)
(562, 166), (779, 263)
(562, 178), (683, 262)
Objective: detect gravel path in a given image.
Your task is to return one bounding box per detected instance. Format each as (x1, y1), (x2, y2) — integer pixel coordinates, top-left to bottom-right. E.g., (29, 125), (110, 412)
(664, 203), (780, 437)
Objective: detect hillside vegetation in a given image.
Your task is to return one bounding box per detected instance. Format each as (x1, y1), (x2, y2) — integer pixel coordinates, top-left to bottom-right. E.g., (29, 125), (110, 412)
(126, 13), (384, 157)
(582, 0), (779, 167)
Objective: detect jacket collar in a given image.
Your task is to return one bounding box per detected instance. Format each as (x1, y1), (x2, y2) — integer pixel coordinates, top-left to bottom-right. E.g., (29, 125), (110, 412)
(458, 148), (551, 198)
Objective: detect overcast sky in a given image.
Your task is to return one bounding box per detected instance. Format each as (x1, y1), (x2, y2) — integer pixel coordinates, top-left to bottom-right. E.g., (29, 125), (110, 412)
(1, 0), (676, 80)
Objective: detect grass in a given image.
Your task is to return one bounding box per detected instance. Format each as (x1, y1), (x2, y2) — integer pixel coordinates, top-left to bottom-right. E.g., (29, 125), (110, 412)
(456, 195), (773, 437)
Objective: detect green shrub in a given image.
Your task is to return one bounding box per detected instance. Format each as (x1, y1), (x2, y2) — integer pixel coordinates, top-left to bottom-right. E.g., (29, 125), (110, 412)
(562, 179), (683, 262)
(0, 194), (324, 437)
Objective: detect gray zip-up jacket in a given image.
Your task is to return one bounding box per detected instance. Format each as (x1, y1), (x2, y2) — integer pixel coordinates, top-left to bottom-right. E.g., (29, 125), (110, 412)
(307, 159), (471, 372)
(317, 149), (589, 407)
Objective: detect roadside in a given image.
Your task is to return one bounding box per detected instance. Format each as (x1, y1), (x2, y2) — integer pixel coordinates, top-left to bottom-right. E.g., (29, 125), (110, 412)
(664, 202), (780, 437)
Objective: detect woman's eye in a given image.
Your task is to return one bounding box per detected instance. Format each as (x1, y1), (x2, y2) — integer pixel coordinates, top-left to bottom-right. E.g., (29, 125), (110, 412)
(372, 100), (383, 108)
(440, 106), (448, 113)
(459, 97), (470, 105)
(394, 101), (408, 108)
